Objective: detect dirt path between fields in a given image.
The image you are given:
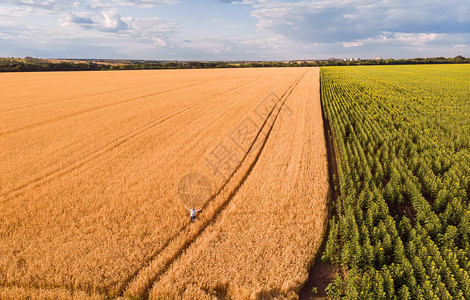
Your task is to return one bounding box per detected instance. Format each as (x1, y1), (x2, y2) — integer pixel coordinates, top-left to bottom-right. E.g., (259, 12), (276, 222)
(299, 72), (339, 299)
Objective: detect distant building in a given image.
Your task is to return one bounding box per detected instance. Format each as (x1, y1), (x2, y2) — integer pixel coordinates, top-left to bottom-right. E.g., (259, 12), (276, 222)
(343, 57), (361, 61)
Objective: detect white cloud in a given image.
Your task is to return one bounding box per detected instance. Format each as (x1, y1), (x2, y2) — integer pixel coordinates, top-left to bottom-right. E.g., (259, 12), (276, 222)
(168, 35), (309, 60)
(2, 0), (470, 60)
(393, 33), (438, 45)
(59, 10), (180, 46)
(124, 17), (180, 49)
(7, 0), (178, 10)
(62, 12), (94, 26)
(343, 41), (364, 48)
(363, 32), (441, 46)
(128, 17), (179, 36)
(6, 0), (88, 11)
(338, 32), (441, 49)
(60, 10), (131, 32)
(0, 0), (181, 58)
(109, 0), (178, 7)
(100, 11), (129, 31)
(250, 0), (470, 44)
(7, 0), (70, 9)
(153, 37), (167, 47)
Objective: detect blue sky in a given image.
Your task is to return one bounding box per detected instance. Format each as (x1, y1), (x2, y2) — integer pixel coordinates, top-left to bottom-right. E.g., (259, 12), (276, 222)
(0, 0), (469, 60)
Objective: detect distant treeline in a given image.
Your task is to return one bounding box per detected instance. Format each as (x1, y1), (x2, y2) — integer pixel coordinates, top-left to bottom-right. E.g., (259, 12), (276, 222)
(1, 56), (469, 72)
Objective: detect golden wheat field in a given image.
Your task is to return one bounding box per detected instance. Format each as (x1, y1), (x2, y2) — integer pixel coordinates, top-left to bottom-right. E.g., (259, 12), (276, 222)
(0, 67), (328, 299)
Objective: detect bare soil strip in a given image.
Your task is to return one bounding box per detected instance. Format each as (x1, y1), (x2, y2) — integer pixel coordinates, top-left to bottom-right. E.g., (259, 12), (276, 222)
(299, 80), (339, 298)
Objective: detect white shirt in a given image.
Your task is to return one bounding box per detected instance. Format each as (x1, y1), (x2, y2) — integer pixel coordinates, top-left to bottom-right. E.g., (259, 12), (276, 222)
(188, 207), (199, 217)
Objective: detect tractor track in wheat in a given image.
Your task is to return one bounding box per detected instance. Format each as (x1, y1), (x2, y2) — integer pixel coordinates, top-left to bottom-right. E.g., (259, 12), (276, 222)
(119, 70), (307, 299)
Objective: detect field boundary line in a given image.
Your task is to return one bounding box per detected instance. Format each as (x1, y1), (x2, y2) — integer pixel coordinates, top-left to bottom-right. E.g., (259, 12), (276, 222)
(299, 69), (339, 299)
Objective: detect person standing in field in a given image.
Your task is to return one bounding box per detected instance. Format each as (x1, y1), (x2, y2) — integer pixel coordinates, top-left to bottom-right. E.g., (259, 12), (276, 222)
(186, 206), (201, 222)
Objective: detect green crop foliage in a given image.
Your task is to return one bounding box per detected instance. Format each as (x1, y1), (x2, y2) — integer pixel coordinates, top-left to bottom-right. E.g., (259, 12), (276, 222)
(321, 65), (470, 299)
